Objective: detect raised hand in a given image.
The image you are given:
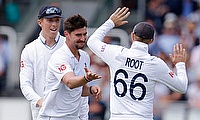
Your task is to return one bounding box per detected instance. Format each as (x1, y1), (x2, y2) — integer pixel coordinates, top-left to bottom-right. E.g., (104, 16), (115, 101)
(84, 67), (102, 81)
(169, 43), (186, 65)
(109, 7), (130, 27)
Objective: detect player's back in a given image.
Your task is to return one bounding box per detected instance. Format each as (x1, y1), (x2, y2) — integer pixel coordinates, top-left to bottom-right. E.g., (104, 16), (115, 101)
(108, 42), (158, 120)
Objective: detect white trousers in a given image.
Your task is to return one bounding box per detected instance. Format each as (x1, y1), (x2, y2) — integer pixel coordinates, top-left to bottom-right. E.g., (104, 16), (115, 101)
(30, 103), (40, 120)
(37, 116), (79, 120)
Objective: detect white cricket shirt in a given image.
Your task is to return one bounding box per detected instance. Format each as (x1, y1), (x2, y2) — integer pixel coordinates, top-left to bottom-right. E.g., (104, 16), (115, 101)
(20, 32), (65, 107)
(87, 19), (188, 120)
(39, 43), (90, 118)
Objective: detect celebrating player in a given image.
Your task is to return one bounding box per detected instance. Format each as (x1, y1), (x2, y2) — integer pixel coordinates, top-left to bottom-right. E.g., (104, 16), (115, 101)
(87, 7), (188, 120)
(37, 14), (101, 120)
(19, 5), (65, 120)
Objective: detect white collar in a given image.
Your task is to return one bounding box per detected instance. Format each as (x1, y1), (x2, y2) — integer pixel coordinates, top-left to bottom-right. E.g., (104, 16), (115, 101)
(131, 41), (149, 53)
(39, 32), (60, 43)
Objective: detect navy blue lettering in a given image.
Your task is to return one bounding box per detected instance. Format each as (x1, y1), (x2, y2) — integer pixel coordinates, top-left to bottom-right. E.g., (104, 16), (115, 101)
(125, 57), (144, 70)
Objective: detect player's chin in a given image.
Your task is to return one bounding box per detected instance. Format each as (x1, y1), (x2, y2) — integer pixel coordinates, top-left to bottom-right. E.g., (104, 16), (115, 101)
(77, 43), (85, 49)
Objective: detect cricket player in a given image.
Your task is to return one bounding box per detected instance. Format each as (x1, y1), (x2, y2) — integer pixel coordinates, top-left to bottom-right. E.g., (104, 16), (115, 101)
(19, 5), (65, 120)
(37, 14), (101, 120)
(87, 7), (188, 120)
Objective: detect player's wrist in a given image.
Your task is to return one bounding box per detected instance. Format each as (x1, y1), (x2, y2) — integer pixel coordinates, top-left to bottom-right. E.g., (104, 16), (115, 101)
(90, 86), (93, 94)
(83, 75), (92, 82)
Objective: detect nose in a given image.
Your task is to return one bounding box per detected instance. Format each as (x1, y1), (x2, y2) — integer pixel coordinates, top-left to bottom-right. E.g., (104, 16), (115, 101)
(80, 35), (86, 41)
(52, 21), (57, 26)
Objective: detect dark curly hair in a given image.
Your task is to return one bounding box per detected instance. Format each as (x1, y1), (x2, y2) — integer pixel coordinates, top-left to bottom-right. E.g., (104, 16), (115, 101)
(63, 14), (87, 33)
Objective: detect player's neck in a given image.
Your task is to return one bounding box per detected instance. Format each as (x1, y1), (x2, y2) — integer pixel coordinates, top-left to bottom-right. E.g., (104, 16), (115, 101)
(45, 38), (56, 47)
(66, 42), (80, 61)
(42, 33), (57, 47)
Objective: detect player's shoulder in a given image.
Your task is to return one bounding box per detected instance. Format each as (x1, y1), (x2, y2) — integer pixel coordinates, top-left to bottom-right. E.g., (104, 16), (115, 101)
(59, 35), (66, 42)
(51, 45), (65, 57)
(149, 55), (161, 61)
(117, 46), (128, 55)
(50, 44), (70, 60)
(149, 55), (168, 68)
(25, 37), (41, 46)
(22, 39), (39, 52)
(49, 49), (67, 64)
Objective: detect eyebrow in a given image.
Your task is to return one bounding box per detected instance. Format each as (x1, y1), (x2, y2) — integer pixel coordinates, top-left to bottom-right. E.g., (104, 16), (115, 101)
(75, 32), (87, 36)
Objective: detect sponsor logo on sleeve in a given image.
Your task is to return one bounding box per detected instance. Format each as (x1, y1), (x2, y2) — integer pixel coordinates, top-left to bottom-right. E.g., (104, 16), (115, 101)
(58, 64), (66, 72)
(20, 61), (24, 68)
(101, 44), (106, 52)
(168, 71), (174, 78)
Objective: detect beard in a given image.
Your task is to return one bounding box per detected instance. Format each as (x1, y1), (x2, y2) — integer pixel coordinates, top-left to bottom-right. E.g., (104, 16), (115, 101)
(75, 41), (85, 49)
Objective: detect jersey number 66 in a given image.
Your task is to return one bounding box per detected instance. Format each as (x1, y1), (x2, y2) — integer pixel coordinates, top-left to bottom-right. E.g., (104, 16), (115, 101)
(114, 69), (148, 101)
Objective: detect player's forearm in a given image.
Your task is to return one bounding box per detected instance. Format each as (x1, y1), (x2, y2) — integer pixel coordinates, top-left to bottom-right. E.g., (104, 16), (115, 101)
(62, 69), (101, 89)
(87, 19), (114, 48)
(20, 84), (41, 106)
(156, 59), (188, 94)
(175, 62), (188, 93)
(167, 62), (188, 94)
(62, 74), (87, 89)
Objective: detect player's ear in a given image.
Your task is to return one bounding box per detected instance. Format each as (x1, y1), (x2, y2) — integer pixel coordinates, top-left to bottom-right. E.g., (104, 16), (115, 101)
(148, 39), (154, 45)
(64, 30), (69, 38)
(131, 32), (135, 41)
(37, 19), (42, 27)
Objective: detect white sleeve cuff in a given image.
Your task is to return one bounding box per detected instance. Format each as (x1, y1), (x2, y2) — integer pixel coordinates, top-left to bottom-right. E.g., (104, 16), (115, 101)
(175, 62), (186, 69)
(107, 19), (115, 28)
